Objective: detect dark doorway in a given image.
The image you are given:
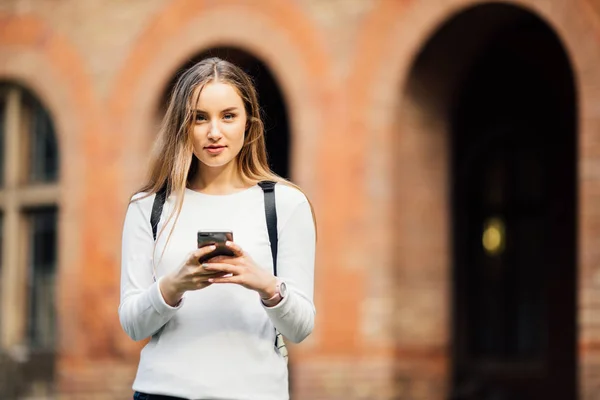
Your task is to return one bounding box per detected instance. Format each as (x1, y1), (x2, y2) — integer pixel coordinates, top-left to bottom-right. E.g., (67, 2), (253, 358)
(447, 6), (577, 400)
(162, 47), (290, 178)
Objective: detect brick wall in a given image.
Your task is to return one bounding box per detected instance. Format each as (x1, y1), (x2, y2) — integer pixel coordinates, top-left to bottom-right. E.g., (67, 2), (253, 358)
(0, 0), (599, 398)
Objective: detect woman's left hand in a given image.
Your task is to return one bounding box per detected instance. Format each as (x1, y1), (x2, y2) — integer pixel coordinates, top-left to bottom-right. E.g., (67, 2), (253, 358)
(202, 241), (278, 300)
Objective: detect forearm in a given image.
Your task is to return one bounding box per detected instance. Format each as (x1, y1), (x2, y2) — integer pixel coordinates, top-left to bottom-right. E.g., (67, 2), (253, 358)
(159, 275), (185, 307)
(119, 278), (182, 341)
(263, 288), (315, 343)
(119, 198), (184, 341)
(262, 197), (316, 343)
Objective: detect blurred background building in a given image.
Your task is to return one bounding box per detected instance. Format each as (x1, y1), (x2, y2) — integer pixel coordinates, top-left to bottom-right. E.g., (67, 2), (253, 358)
(0, 0), (598, 399)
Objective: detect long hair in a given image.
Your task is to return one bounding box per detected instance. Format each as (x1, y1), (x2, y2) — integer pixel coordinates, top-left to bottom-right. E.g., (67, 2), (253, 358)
(135, 57), (315, 254)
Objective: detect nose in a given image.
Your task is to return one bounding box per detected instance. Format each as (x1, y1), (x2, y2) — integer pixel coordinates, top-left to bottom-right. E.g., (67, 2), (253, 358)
(207, 120), (222, 140)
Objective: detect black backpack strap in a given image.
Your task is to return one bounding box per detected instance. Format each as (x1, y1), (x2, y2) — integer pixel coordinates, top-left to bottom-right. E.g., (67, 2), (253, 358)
(150, 186), (168, 241)
(258, 180), (286, 356)
(258, 181), (278, 276)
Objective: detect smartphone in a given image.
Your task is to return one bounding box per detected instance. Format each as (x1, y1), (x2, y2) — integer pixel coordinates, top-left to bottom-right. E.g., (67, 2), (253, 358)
(197, 231), (235, 263)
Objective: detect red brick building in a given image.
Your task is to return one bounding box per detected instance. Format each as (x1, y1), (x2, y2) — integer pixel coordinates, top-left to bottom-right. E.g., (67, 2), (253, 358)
(0, 0), (599, 399)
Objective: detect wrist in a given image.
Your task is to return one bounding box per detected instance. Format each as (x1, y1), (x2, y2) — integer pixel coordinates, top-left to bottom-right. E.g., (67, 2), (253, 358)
(260, 279), (288, 307)
(160, 275), (184, 307)
(258, 277), (279, 300)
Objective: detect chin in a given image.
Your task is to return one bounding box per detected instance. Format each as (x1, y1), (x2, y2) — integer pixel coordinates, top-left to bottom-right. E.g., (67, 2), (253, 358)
(199, 157), (234, 169)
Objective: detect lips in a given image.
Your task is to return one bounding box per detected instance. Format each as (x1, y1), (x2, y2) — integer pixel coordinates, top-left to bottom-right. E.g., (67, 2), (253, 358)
(204, 145), (226, 155)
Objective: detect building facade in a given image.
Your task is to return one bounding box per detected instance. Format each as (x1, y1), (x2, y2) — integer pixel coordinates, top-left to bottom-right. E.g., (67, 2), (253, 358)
(0, 0), (599, 399)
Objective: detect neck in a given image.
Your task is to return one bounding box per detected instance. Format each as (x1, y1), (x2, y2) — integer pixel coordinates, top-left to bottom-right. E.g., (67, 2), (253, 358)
(189, 159), (250, 195)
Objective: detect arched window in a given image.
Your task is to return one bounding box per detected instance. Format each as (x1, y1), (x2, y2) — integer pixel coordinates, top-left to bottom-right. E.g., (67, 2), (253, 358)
(0, 83), (59, 397)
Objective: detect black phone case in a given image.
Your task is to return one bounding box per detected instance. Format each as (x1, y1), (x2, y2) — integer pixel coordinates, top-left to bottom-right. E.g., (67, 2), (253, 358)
(197, 231), (235, 263)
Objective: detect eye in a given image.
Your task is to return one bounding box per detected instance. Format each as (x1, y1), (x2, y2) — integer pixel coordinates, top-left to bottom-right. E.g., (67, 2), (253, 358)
(195, 113), (207, 122)
(223, 113), (236, 121)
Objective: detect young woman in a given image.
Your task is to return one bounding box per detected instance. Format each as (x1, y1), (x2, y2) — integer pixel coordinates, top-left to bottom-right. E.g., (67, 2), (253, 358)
(118, 57), (316, 400)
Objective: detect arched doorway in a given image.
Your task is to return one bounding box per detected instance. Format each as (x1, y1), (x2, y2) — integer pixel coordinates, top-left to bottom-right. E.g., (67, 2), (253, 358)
(402, 4), (577, 399)
(160, 47), (291, 179)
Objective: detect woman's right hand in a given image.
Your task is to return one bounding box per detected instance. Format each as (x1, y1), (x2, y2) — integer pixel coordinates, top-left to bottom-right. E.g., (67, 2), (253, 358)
(159, 245), (222, 306)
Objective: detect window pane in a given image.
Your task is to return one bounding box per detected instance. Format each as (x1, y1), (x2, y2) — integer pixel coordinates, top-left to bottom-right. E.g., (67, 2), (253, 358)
(28, 99), (58, 183)
(27, 208), (57, 350)
(0, 214), (3, 335)
(0, 97), (4, 186)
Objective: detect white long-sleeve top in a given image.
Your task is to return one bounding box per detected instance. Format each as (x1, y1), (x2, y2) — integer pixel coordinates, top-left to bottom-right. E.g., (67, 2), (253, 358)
(118, 184), (316, 400)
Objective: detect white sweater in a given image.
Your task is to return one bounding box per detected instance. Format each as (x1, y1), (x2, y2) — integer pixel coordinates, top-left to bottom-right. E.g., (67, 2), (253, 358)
(118, 184), (316, 400)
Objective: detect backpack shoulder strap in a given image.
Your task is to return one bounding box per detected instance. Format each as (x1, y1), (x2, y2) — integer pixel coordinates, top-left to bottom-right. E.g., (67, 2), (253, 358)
(258, 180), (287, 361)
(150, 186), (168, 241)
(258, 181), (278, 276)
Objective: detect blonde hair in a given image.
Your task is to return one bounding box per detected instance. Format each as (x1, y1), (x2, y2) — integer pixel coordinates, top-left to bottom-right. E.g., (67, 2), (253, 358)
(134, 57), (315, 260)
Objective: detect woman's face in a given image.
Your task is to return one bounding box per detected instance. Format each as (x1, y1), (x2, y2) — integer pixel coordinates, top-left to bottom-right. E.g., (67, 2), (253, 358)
(190, 81), (247, 170)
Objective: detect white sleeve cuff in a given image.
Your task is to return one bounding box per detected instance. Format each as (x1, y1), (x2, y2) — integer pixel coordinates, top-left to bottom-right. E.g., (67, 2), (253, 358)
(262, 288), (293, 316)
(149, 277), (185, 315)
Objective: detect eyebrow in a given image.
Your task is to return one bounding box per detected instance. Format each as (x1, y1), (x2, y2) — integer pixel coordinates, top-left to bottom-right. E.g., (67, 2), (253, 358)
(194, 107), (239, 113)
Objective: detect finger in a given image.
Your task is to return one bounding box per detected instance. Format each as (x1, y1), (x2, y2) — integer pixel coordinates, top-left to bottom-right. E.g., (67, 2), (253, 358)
(225, 241), (245, 257)
(191, 265), (232, 279)
(188, 245), (217, 264)
(208, 255), (236, 263)
(192, 269), (229, 279)
(208, 275), (243, 284)
(192, 272), (229, 284)
(209, 255), (243, 266)
(201, 262), (241, 275)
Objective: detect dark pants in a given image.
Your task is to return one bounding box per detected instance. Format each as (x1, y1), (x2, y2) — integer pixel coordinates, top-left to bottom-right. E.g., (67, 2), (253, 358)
(134, 391), (188, 400)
